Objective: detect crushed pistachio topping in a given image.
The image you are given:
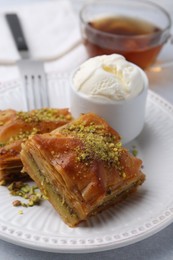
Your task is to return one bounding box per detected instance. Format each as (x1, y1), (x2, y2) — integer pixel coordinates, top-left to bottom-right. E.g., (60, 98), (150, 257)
(8, 181), (46, 208)
(7, 128), (38, 144)
(131, 146), (138, 157)
(18, 210), (23, 215)
(60, 121), (123, 168)
(16, 108), (71, 123)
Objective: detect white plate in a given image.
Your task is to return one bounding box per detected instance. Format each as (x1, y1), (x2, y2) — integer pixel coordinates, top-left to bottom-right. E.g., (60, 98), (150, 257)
(0, 73), (173, 253)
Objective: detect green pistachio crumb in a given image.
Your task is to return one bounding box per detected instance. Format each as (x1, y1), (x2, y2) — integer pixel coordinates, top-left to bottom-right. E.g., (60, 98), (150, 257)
(132, 149), (138, 157)
(8, 182), (45, 208)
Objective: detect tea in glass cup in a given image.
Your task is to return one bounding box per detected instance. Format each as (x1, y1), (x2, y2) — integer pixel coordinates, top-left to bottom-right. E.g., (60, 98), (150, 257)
(80, 0), (171, 69)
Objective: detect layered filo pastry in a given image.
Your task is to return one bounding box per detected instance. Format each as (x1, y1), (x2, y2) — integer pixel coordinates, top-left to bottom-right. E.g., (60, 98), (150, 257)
(21, 113), (145, 227)
(0, 108), (72, 184)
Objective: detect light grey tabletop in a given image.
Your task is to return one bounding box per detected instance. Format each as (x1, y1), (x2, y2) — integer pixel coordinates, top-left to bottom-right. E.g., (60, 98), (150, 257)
(0, 0), (173, 259)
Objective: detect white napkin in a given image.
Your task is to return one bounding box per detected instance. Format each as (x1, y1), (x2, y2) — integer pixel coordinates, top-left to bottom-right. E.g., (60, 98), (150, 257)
(0, 0), (82, 63)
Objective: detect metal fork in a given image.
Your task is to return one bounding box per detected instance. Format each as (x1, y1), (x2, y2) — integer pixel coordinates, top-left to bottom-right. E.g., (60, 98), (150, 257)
(17, 60), (49, 110)
(6, 13), (49, 111)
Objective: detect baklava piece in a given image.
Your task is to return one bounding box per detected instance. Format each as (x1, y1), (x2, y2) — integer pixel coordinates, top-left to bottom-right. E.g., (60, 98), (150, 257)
(21, 113), (145, 227)
(0, 108), (72, 184)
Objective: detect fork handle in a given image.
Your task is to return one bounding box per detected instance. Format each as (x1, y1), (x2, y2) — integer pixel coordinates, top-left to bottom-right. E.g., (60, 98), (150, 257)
(6, 13), (28, 52)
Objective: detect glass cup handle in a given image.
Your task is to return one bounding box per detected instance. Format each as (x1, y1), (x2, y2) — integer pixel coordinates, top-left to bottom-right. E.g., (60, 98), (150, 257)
(149, 34), (173, 72)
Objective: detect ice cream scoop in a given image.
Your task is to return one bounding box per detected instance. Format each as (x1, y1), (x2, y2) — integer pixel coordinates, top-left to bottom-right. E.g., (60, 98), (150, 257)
(73, 54), (143, 101)
(70, 54), (148, 144)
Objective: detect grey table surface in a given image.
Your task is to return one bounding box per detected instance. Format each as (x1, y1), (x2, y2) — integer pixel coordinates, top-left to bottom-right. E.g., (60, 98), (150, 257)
(0, 0), (173, 259)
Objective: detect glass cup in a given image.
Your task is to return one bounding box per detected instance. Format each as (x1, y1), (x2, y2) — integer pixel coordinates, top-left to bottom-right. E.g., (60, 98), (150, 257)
(79, 0), (172, 70)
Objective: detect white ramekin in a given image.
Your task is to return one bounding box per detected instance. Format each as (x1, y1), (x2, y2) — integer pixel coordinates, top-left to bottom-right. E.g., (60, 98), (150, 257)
(69, 65), (148, 144)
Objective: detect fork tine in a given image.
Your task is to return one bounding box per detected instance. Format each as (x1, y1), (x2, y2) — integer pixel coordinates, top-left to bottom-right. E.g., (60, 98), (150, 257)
(32, 75), (42, 110)
(23, 75), (30, 111)
(32, 62), (49, 109)
(23, 74), (35, 111)
(18, 60), (49, 111)
(39, 74), (50, 108)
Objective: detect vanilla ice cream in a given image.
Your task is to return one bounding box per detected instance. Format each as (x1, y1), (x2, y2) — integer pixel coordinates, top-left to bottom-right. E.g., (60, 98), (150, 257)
(73, 54), (143, 101)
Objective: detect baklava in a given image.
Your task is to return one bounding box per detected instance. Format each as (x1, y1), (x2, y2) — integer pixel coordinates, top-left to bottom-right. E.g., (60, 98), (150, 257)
(21, 113), (145, 227)
(0, 108), (72, 184)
